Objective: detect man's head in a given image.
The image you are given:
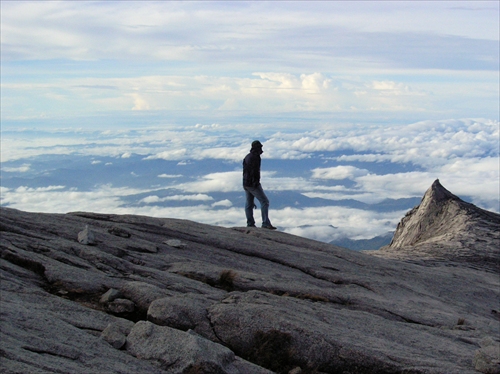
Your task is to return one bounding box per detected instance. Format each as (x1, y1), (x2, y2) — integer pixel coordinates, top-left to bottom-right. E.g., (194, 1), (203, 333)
(251, 140), (263, 153)
(251, 140), (262, 149)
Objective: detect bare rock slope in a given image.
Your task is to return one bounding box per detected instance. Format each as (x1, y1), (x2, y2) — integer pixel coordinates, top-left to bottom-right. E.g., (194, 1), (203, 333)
(1, 181), (499, 374)
(371, 179), (500, 271)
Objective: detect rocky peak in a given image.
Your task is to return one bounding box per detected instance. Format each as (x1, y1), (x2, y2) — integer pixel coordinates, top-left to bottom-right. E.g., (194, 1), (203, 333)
(374, 179), (500, 271)
(388, 179), (462, 247)
(421, 179), (459, 206)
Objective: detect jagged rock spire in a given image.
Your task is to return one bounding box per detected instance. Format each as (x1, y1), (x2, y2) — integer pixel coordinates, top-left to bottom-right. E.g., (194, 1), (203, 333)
(388, 179), (496, 249)
(420, 179), (460, 207)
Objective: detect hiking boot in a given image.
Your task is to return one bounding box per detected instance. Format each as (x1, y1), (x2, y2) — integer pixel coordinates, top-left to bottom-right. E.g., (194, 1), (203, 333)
(247, 224), (256, 227)
(262, 224), (277, 230)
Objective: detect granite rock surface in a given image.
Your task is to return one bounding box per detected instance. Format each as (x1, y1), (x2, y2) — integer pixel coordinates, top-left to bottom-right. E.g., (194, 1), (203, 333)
(1, 181), (499, 373)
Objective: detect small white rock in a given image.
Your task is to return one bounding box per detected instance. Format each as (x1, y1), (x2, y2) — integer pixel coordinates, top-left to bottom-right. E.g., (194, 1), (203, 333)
(77, 225), (96, 245)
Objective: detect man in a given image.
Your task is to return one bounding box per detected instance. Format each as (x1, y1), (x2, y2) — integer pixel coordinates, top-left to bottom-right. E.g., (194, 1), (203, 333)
(242, 140), (277, 229)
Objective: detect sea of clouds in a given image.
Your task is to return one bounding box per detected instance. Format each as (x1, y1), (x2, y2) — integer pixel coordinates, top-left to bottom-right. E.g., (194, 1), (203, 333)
(1, 116), (498, 243)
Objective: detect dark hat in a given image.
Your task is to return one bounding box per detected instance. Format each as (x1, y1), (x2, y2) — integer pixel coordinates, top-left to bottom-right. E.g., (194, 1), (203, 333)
(251, 140), (263, 148)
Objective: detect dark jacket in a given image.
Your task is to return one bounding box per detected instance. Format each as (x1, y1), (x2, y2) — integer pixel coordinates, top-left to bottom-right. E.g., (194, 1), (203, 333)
(243, 149), (262, 187)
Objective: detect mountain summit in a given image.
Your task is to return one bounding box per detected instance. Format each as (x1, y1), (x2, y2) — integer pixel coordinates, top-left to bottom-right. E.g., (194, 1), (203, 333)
(371, 179), (499, 270)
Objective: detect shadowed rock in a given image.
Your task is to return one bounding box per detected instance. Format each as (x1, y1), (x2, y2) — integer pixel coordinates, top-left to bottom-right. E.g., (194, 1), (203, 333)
(1, 181), (499, 373)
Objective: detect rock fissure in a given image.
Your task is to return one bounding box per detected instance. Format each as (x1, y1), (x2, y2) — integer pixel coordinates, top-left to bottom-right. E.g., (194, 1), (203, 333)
(383, 310), (435, 327)
(1, 248), (47, 276)
(22, 346), (80, 360)
(205, 308), (227, 346)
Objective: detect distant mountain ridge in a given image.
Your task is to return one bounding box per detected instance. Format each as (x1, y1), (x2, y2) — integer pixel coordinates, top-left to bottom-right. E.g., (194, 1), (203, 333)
(330, 232), (394, 251)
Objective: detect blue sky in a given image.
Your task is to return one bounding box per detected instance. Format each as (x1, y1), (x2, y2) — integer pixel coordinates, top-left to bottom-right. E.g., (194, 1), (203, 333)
(1, 1), (499, 243)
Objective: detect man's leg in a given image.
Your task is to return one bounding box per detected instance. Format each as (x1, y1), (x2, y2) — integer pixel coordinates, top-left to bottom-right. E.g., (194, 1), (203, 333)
(251, 185), (273, 227)
(244, 188), (256, 226)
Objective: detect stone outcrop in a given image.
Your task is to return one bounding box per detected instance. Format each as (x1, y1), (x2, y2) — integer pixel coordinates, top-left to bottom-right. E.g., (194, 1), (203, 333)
(1, 181), (499, 374)
(77, 224), (96, 245)
(126, 321), (271, 373)
(370, 179), (500, 272)
(474, 337), (500, 374)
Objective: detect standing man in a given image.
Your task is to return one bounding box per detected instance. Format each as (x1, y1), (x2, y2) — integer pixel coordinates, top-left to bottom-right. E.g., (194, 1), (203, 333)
(242, 140), (277, 229)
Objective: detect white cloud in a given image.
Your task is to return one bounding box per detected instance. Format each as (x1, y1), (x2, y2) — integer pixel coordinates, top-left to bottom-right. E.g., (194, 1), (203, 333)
(130, 93), (151, 111)
(195, 123), (221, 130)
(0, 185), (149, 213)
(163, 194), (214, 201)
(158, 174), (183, 178)
(212, 199), (233, 208)
(370, 80), (416, 96)
(196, 147), (247, 162)
(336, 154), (393, 163)
(253, 72), (300, 89)
(352, 172), (437, 203)
(14, 185), (66, 193)
(2, 163), (31, 172)
(144, 149), (188, 160)
(275, 206), (403, 242)
(2, 69), (497, 119)
(140, 194), (214, 204)
(268, 118), (499, 168)
(434, 157), (499, 209)
(140, 195), (161, 204)
(301, 72), (332, 92)
(263, 173), (317, 191)
(176, 171), (242, 193)
(312, 166), (370, 180)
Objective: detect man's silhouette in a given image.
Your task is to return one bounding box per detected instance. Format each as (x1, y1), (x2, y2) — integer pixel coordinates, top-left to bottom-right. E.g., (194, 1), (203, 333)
(242, 140), (276, 229)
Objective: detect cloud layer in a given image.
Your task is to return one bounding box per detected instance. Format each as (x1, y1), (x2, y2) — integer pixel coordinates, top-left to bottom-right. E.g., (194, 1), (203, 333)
(1, 118), (498, 242)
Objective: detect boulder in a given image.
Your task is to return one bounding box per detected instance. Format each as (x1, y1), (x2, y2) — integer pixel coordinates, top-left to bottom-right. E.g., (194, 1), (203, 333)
(120, 281), (174, 313)
(208, 290), (478, 373)
(147, 293), (218, 341)
(126, 321), (271, 373)
(108, 298), (136, 314)
(78, 225), (96, 245)
(102, 319), (135, 349)
(108, 227), (131, 238)
(474, 338), (500, 374)
(100, 288), (122, 304)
